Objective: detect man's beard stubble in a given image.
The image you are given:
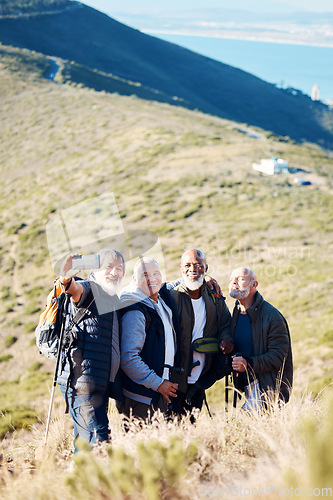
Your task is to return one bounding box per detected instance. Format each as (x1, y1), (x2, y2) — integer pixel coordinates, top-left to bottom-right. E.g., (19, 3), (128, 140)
(229, 284), (251, 300)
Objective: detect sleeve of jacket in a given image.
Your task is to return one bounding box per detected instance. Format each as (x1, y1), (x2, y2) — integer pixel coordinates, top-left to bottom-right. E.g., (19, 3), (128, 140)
(250, 311), (290, 374)
(217, 296), (232, 343)
(120, 309), (164, 391)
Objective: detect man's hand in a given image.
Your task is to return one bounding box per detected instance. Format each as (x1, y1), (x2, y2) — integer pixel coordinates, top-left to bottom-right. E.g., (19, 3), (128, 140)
(219, 338), (234, 354)
(60, 254), (80, 282)
(232, 355), (247, 373)
(59, 254), (83, 303)
(157, 380), (178, 404)
(204, 275), (222, 296)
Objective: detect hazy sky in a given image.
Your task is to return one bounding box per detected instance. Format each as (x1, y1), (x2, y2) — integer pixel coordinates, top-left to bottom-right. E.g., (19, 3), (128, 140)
(81, 0), (333, 15)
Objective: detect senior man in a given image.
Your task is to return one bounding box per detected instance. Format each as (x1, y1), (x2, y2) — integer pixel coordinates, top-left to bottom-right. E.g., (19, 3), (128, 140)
(229, 267), (293, 409)
(120, 258), (181, 420)
(169, 248), (232, 417)
(56, 248), (124, 450)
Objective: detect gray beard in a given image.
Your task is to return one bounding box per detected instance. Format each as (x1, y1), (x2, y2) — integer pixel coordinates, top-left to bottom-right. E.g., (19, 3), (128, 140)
(96, 277), (120, 296)
(182, 273), (204, 291)
(229, 284), (251, 300)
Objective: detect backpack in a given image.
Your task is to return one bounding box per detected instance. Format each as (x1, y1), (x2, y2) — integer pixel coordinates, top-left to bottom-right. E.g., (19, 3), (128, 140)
(35, 279), (68, 360)
(35, 278), (95, 360)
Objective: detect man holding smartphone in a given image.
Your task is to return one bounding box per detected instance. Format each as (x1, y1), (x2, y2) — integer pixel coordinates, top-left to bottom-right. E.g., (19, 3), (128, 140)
(56, 248), (125, 451)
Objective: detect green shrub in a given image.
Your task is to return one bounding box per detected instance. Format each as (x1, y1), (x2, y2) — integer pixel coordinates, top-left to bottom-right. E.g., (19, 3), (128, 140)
(4, 335), (18, 347)
(308, 376), (333, 398)
(24, 285), (44, 300)
(3, 302), (16, 313)
(1, 285), (14, 300)
(0, 354), (13, 363)
(24, 301), (42, 315)
(0, 405), (39, 439)
(319, 329), (333, 345)
(66, 435), (198, 500)
(24, 320), (38, 333)
(302, 395), (333, 489)
(5, 318), (22, 328)
(28, 361), (43, 372)
(4, 256), (15, 274)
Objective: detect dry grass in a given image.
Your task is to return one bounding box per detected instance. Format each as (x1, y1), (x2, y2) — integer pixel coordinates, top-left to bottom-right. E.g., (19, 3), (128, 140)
(1, 389), (332, 499)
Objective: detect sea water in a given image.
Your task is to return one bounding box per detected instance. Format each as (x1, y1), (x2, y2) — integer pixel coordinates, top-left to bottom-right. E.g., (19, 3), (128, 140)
(149, 33), (333, 102)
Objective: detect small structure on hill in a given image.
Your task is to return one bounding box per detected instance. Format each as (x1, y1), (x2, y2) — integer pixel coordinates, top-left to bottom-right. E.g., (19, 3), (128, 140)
(311, 84), (320, 101)
(252, 157), (289, 176)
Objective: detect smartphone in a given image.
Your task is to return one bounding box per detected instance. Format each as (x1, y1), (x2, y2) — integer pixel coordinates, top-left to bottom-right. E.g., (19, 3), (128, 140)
(72, 254), (100, 270)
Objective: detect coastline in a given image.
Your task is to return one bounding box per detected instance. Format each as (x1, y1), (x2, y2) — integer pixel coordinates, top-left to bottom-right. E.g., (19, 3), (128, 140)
(144, 29), (333, 49)
(144, 30), (333, 103)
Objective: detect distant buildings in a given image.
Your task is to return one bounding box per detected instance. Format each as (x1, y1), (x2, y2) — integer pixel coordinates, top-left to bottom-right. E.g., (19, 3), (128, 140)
(311, 84), (320, 101)
(252, 157), (289, 176)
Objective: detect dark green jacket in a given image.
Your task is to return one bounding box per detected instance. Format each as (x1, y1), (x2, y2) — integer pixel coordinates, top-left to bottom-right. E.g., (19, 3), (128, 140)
(231, 291), (293, 403)
(170, 281), (231, 393)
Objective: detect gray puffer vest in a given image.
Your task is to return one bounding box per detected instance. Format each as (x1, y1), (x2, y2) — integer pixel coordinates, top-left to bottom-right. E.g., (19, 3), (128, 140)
(56, 281), (119, 395)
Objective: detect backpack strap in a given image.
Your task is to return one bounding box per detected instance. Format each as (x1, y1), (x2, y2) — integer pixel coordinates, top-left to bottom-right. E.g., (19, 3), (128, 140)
(61, 295), (96, 413)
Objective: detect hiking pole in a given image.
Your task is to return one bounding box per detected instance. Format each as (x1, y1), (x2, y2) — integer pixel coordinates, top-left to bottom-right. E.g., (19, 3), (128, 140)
(44, 292), (71, 445)
(225, 375), (229, 409)
(225, 354), (230, 411)
(203, 393), (213, 419)
(232, 352), (243, 409)
(233, 379), (238, 408)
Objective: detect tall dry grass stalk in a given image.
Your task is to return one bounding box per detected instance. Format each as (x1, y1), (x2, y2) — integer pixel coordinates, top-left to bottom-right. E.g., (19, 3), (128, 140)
(1, 389), (332, 499)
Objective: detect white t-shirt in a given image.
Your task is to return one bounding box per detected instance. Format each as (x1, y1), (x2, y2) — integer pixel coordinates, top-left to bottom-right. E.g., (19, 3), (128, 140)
(188, 297), (206, 384)
(155, 297), (176, 380)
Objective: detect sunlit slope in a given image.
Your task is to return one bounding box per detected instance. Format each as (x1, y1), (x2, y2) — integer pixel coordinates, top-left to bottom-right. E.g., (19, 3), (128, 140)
(0, 45), (332, 439)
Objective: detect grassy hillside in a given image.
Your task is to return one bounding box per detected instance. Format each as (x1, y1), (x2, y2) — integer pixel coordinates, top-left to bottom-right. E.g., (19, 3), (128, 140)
(0, 44), (332, 497)
(0, 2), (333, 148)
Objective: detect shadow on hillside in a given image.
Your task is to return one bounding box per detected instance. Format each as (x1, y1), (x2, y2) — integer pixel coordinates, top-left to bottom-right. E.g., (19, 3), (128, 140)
(0, 3), (333, 149)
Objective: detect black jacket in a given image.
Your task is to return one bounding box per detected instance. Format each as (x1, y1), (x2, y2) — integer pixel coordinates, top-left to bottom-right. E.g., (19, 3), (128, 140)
(231, 292), (293, 403)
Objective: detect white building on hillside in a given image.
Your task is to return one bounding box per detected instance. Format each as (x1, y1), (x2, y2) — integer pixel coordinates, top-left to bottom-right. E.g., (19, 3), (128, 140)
(311, 84), (320, 101)
(252, 157), (289, 176)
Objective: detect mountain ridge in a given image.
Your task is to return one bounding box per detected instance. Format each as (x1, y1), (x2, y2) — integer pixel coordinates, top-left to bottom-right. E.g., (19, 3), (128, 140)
(1, 2), (333, 148)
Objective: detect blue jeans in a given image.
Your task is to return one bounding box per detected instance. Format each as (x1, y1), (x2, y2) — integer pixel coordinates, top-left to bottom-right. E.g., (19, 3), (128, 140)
(59, 385), (110, 452)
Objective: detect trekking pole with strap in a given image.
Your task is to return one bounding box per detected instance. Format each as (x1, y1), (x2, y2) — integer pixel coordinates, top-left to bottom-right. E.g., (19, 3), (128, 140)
(232, 352), (243, 409)
(43, 292), (71, 445)
(225, 354), (230, 411)
(203, 393), (213, 419)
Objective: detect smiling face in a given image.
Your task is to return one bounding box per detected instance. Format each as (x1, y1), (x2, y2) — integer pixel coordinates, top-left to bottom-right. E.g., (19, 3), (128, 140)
(93, 255), (125, 296)
(229, 267), (257, 300)
(180, 249), (207, 291)
(134, 260), (162, 300)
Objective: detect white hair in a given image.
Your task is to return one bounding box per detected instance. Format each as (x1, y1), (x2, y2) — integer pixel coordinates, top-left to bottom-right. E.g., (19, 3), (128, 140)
(97, 248), (125, 270)
(231, 267), (257, 281)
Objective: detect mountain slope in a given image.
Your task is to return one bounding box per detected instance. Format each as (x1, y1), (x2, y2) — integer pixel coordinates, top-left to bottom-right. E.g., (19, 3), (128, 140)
(0, 2), (333, 148)
(0, 44), (332, 397)
(0, 46), (332, 494)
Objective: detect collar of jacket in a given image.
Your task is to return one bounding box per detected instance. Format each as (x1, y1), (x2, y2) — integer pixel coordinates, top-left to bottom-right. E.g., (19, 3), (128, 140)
(234, 291), (264, 323)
